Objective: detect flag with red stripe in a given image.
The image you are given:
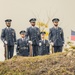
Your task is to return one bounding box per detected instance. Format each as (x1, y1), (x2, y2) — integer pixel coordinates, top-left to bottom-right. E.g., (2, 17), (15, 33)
(71, 30), (75, 41)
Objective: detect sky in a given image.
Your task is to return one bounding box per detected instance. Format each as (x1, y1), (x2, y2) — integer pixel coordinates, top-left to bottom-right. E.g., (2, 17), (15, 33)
(0, 0), (75, 40)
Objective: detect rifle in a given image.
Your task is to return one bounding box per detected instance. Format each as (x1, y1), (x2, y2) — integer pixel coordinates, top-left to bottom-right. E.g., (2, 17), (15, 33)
(4, 43), (8, 60)
(29, 43), (33, 56)
(50, 42), (54, 53)
(51, 45), (54, 53)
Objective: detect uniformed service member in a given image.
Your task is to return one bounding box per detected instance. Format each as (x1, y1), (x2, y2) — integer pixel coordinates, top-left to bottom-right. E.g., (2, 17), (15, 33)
(49, 18), (64, 53)
(1, 19), (16, 59)
(16, 30), (29, 56)
(26, 18), (41, 56)
(38, 32), (50, 55)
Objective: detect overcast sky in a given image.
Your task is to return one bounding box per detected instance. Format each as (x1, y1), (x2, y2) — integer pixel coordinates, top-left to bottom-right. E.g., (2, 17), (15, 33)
(0, 0), (75, 41)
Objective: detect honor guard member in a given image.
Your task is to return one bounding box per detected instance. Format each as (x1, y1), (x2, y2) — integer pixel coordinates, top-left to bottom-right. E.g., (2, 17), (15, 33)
(26, 18), (41, 56)
(49, 18), (64, 53)
(16, 31), (29, 56)
(38, 32), (50, 55)
(1, 19), (16, 59)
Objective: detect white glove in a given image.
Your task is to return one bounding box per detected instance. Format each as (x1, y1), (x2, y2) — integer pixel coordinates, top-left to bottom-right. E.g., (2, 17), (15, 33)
(28, 41), (32, 44)
(4, 41), (8, 44)
(39, 43), (42, 46)
(50, 42), (54, 46)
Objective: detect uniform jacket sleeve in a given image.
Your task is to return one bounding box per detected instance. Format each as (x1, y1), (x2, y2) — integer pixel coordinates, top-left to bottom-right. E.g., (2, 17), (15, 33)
(38, 28), (41, 40)
(61, 29), (64, 43)
(13, 29), (16, 43)
(49, 28), (53, 42)
(1, 29), (5, 42)
(26, 28), (29, 38)
(16, 40), (20, 52)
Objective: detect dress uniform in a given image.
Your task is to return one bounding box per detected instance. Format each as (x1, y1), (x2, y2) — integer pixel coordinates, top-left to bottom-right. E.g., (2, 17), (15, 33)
(16, 31), (29, 56)
(38, 32), (50, 55)
(49, 18), (64, 53)
(26, 18), (41, 56)
(1, 19), (16, 59)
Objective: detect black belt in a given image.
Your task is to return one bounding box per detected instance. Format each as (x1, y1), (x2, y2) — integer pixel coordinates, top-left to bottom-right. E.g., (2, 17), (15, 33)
(20, 47), (28, 50)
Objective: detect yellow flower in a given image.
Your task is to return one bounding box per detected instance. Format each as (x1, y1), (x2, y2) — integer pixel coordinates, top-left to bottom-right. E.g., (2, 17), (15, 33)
(45, 24), (48, 28)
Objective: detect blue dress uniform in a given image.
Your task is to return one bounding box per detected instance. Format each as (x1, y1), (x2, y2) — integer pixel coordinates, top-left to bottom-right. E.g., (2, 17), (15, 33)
(16, 31), (29, 56)
(49, 18), (64, 52)
(16, 39), (29, 56)
(38, 32), (50, 55)
(26, 18), (41, 56)
(38, 40), (50, 55)
(1, 19), (16, 59)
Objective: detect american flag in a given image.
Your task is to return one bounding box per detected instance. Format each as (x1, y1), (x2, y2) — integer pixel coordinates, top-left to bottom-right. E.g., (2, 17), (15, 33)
(71, 30), (75, 41)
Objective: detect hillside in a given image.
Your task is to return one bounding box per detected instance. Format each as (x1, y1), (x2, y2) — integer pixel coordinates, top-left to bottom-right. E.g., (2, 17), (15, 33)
(0, 51), (75, 75)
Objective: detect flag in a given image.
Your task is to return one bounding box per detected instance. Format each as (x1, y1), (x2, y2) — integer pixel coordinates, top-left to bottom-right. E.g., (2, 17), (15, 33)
(71, 30), (75, 41)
